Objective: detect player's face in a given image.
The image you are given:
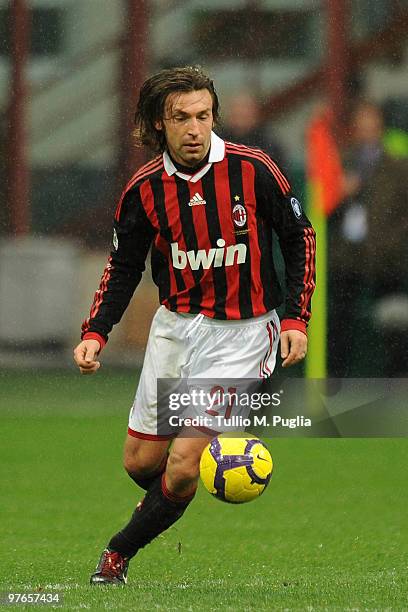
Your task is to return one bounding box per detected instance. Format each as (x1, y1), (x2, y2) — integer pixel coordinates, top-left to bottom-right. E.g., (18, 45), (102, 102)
(157, 89), (214, 167)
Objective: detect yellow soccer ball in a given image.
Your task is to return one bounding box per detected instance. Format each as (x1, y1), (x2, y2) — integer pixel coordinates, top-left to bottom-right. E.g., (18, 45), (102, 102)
(199, 434), (273, 503)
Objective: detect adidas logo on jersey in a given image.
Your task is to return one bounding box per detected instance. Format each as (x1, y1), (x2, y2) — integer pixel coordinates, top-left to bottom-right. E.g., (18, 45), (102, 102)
(171, 239), (247, 270)
(188, 192), (206, 206)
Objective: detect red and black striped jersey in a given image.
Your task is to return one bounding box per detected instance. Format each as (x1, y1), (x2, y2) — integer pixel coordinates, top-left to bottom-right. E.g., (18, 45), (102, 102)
(81, 132), (316, 347)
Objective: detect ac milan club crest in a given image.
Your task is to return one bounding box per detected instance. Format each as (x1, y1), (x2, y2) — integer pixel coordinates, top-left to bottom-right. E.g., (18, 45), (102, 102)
(232, 204), (247, 227)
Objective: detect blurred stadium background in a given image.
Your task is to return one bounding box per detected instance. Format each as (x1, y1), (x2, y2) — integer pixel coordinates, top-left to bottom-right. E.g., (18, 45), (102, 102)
(0, 0), (407, 373)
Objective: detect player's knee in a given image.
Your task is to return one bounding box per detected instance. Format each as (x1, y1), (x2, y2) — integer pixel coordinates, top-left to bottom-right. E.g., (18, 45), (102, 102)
(167, 449), (200, 486)
(123, 452), (159, 478)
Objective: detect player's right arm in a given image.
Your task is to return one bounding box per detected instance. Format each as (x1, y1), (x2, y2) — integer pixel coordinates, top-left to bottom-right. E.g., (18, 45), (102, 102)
(74, 185), (155, 374)
(73, 339), (101, 375)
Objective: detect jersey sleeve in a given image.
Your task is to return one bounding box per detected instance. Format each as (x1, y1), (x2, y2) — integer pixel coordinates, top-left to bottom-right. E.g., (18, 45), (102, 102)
(255, 158), (316, 334)
(81, 185), (155, 347)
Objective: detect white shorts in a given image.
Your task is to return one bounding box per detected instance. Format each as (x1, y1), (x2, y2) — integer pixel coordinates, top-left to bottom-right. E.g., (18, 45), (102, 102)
(128, 306), (280, 439)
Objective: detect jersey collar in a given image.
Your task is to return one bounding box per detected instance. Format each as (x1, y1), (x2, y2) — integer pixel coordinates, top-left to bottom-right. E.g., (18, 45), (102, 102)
(163, 131), (225, 183)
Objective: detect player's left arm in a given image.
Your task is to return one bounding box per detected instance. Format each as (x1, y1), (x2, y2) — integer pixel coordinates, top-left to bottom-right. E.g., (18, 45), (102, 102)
(280, 329), (307, 368)
(255, 159), (316, 366)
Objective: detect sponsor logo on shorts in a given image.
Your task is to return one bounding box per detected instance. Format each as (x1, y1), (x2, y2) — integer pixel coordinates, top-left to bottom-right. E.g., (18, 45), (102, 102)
(171, 239), (247, 270)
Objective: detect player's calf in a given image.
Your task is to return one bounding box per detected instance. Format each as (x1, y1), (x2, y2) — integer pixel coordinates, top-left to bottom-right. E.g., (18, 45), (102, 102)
(123, 435), (170, 491)
(165, 447), (201, 497)
(91, 435), (209, 584)
(91, 472), (196, 584)
(126, 453), (169, 491)
(165, 433), (211, 497)
(107, 471), (196, 559)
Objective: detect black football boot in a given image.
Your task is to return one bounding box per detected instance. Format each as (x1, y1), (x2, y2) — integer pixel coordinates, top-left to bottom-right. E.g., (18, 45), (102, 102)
(90, 549), (129, 585)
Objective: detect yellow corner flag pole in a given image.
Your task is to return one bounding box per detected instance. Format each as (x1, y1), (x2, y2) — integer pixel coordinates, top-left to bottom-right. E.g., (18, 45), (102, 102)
(305, 181), (327, 379)
(304, 110), (343, 381)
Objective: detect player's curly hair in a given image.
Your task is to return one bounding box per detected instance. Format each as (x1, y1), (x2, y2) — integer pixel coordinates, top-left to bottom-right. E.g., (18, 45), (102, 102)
(134, 66), (220, 153)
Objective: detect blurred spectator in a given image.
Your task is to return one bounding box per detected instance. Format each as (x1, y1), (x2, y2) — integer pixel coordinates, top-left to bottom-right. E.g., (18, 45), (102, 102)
(220, 91), (287, 169)
(329, 101), (408, 377)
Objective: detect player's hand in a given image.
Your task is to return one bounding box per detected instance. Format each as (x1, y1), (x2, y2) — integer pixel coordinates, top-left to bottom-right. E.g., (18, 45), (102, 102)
(73, 339), (101, 375)
(280, 330), (307, 368)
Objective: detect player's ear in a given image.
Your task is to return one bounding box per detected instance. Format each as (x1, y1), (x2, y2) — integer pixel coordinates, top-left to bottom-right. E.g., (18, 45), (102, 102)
(154, 119), (163, 131)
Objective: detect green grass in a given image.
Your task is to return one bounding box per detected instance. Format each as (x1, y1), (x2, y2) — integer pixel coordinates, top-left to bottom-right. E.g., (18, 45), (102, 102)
(1, 370), (407, 610)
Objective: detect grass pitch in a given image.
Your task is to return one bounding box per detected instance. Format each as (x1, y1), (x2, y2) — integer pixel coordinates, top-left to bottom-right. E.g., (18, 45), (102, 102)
(1, 369), (407, 610)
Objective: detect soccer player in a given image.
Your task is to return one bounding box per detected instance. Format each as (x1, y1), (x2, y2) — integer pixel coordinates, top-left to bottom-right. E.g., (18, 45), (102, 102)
(73, 66), (316, 585)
